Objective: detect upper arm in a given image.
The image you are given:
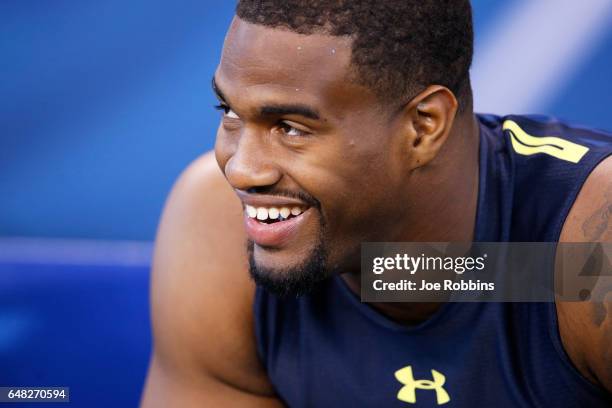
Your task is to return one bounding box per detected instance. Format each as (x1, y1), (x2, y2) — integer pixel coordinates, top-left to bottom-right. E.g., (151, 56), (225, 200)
(140, 152), (281, 407)
(558, 155), (612, 393)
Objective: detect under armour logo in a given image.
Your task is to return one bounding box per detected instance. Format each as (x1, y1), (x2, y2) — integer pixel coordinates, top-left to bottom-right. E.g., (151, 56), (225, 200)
(395, 365), (450, 405)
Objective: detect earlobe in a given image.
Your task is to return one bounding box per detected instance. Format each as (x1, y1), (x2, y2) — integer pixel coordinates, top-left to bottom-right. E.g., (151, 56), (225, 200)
(405, 86), (458, 169)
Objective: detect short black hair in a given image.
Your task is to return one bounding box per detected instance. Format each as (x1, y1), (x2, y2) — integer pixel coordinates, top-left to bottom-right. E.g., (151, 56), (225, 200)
(236, 0), (474, 110)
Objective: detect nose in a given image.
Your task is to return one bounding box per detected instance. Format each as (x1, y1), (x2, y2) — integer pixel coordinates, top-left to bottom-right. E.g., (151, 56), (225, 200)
(219, 130), (282, 191)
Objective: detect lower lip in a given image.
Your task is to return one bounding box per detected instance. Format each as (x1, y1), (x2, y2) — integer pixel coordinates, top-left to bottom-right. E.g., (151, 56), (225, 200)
(244, 209), (312, 247)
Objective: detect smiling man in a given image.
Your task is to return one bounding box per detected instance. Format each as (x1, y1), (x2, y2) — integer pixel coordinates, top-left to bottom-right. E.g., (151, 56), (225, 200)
(141, 1), (612, 407)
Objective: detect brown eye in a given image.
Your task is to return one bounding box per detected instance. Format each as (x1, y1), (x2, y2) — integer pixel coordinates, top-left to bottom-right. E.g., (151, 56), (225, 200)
(278, 121), (309, 137)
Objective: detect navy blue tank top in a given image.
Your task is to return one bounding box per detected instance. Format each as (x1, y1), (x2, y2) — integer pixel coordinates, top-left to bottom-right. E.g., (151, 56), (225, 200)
(254, 114), (612, 407)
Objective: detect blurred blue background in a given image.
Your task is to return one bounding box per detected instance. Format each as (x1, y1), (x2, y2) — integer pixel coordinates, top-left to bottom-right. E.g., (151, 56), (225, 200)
(0, 1), (611, 407)
(0, 0), (234, 240)
(1, 0), (611, 241)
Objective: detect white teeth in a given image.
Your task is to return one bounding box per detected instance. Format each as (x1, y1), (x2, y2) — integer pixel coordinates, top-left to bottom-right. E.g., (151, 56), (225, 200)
(256, 207), (269, 220)
(246, 205), (257, 218)
(268, 207), (280, 219)
(280, 207), (291, 219)
(247, 205), (305, 221)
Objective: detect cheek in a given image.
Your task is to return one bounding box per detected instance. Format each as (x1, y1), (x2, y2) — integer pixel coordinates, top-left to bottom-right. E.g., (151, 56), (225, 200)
(294, 136), (403, 234)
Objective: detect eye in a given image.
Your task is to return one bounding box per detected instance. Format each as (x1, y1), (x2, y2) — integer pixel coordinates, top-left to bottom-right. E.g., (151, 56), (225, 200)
(278, 121), (310, 137)
(214, 104), (240, 119)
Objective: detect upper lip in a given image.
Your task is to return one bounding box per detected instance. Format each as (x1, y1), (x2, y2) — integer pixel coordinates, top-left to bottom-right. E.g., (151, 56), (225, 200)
(235, 190), (310, 209)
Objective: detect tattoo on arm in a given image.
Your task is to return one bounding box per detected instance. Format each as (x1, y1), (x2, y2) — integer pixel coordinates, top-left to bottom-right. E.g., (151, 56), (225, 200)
(591, 283), (612, 328)
(582, 186), (612, 241)
(585, 245), (611, 327)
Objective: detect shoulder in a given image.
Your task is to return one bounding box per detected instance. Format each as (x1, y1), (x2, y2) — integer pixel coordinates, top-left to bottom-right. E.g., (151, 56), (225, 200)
(561, 155), (612, 242)
(557, 154), (612, 393)
(148, 151), (274, 395)
(154, 151), (246, 263)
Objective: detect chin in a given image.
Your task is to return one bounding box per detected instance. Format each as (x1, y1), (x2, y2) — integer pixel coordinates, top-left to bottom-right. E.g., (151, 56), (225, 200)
(252, 242), (315, 268)
(247, 239), (330, 297)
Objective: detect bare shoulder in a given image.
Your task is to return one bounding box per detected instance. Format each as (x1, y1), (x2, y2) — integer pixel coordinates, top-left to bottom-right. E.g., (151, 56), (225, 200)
(141, 152), (279, 407)
(560, 155), (612, 242)
(557, 154), (612, 393)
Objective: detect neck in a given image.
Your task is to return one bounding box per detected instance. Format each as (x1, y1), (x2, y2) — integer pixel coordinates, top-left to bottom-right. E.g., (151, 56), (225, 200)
(397, 112), (480, 242)
(341, 113), (481, 325)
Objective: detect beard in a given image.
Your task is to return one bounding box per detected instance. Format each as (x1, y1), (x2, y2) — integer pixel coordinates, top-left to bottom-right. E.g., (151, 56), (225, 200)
(247, 236), (331, 298)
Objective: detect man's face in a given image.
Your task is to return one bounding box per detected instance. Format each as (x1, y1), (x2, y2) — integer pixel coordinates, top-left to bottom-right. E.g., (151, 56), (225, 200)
(214, 18), (414, 293)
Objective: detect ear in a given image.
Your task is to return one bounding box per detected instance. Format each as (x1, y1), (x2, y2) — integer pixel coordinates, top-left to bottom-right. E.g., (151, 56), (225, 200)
(401, 85), (458, 169)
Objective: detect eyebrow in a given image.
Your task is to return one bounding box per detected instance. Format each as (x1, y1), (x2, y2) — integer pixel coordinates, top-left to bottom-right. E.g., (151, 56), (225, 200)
(260, 105), (320, 120)
(212, 76), (321, 121)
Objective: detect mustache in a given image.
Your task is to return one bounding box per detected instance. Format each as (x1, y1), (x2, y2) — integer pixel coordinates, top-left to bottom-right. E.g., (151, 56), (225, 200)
(245, 186), (321, 210)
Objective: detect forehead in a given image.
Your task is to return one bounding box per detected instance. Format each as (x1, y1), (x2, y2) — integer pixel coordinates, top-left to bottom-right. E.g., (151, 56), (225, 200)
(216, 17), (377, 114)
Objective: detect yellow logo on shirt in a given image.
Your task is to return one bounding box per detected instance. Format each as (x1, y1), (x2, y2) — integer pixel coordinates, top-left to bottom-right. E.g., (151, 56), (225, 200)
(503, 120), (589, 163)
(395, 365), (450, 405)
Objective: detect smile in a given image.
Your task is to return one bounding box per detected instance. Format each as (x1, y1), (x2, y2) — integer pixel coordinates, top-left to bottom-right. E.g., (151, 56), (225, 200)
(245, 205), (307, 224)
(243, 204), (313, 247)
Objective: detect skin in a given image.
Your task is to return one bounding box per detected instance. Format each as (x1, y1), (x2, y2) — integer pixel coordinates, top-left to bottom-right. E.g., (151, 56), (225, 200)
(212, 19), (478, 279)
(141, 18), (612, 406)
(557, 157), (612, 391)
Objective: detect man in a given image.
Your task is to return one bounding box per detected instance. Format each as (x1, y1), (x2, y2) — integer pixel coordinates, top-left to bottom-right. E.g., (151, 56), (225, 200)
(141, 1), (612, 406)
